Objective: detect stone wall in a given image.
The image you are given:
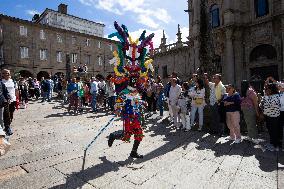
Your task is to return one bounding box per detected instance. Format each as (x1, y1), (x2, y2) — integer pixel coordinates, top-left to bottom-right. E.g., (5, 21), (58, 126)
(0, 15), (116, 78)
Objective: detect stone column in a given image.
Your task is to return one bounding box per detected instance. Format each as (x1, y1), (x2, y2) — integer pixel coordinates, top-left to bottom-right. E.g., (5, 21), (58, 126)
(225, 29), (235, 84)
(192, 0), (200, 36)
(193, 39), (200, 71)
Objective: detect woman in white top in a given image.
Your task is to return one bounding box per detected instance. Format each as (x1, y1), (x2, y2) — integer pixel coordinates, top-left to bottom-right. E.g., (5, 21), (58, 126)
(261, 83), (281, 151)
(189, 78), (205, 131)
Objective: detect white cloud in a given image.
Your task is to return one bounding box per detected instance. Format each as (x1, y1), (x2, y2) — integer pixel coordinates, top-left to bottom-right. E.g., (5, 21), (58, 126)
(25, 10), (40, 16)
(137, 15), (159, 29)
(78, 0), (172, 29)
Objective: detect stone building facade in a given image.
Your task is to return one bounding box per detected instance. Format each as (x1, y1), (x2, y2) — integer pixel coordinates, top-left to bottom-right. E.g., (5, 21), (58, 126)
(153, 0), (284, 86)
(0, 4), (116, 79)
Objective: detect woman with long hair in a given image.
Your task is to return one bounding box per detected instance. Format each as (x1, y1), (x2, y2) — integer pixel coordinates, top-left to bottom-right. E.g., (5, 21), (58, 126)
(189, 78), (205, 131)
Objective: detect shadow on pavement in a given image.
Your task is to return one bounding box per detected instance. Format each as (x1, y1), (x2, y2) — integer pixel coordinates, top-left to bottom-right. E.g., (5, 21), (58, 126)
(50, 112), (280, 188)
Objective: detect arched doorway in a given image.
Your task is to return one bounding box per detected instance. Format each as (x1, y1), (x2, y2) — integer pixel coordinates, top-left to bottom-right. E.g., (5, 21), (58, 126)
(249, 44), (278, 80)
(37, 71), (50, 81)
(19, 70), (33, 78)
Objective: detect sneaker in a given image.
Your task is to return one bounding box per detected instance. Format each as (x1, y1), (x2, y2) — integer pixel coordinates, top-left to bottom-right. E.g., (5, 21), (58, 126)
(234, 138), (242, 144)
(265, 144), (275, 152)
(251, 138), (260, 144)
(4, 127), (13, 136)
(245, 136), (252, 142)
(275, 147), (280, 152)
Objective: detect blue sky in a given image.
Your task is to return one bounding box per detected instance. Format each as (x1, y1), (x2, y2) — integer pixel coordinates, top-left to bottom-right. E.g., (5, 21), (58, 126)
(0, 0), (189, 47)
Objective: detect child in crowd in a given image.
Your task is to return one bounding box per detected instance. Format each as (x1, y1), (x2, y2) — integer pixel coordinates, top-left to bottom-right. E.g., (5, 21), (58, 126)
(178, 82), (191, 131)
(156, 83), (165, 119)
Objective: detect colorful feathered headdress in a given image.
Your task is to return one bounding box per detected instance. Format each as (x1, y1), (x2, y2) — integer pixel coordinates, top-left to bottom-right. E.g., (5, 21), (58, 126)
(108, 21), (155, 91)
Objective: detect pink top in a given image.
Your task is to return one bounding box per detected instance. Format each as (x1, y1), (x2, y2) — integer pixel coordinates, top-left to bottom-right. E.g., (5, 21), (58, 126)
(241, 88), (256, 109)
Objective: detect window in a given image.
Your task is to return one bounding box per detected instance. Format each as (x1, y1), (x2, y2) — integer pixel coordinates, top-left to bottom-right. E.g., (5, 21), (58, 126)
(162, 65), (168, 79)
(57, 51), (62, 62)
(255, 0), (269, 17)
(210, 4), (220, 28)
(72, 36), (76, 45)
(109, 44), (113, 51)
(40, 49), (47, 60)
(86, 55), (91, 64)
(86, 39), (90, 46)
(19, 26), (27, 36)
(40, 29), (46, 40)
(20, 47), (29, 58)
(71, 53), (78, 63)
(98, 41), (101, 48)
(57, 34), (62, 43)
(98, 56), (102, 66)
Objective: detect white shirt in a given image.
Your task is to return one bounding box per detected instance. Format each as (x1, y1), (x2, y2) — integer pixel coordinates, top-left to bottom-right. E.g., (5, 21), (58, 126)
(90, 81), (98, 94)
(169, 84), (182, 106)
(189, 88), (205, 107)
(2, 79), (16, 102)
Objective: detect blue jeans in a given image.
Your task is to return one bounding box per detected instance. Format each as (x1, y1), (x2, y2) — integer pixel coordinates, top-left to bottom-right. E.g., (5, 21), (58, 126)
(108, 96), (116, 111)
(91, 93), (97, 111)
(158, 102), (163, 116)
(190, 105), (204, 127)
(42, 91), (50, 102)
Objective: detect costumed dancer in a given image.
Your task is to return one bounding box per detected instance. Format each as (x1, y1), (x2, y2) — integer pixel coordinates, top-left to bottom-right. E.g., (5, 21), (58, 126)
(107, 21), (155, 158)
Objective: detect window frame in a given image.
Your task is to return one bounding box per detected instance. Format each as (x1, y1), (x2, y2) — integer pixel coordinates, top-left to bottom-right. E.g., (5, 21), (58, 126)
(39, 49), (47, 61)
(98, 56), (102, 66)
(40, 29), (46, 40)
(71, 53), (78, 64)
(210, 4), (220, 28)
(19, 26), (27, 36)
(20, 46), (29, 59)
(255, 0), (269, 17)
(56, 51), (63, 63)
(57, 34), (63, 43)
(86, 39), (90, 47)
(86, 55), (91, 64)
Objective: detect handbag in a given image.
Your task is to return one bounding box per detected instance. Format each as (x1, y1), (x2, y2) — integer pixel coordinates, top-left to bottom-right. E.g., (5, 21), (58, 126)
(194, 97), (203, 105)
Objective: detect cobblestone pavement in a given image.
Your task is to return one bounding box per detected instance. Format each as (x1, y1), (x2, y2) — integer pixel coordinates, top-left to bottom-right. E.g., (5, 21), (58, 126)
(0, 100), (283, 189)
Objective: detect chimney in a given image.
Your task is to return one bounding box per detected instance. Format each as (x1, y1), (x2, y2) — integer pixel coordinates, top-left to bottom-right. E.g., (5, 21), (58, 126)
(58, 3), (68, 14)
